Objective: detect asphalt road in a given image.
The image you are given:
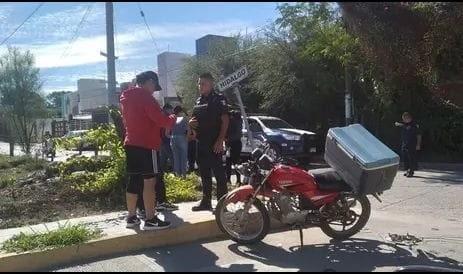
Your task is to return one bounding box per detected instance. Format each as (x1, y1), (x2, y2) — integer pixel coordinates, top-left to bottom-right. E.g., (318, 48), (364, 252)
(48, 169), (463, 272)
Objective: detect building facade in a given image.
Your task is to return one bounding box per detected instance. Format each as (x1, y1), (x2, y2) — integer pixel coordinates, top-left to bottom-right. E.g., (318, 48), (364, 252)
(157, 51), (190, 103)
(195, 34), (237, 57)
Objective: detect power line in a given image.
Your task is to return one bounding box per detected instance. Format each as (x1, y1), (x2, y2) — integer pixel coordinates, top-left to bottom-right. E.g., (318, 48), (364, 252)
(0, 2), (45, 46)
(60, 3), (94, 59)
(137, 2), (179, 98)
(137, 2), (161, 53)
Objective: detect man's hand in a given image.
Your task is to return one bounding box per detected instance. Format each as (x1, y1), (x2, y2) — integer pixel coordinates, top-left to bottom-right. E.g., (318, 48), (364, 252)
(214, 138), (225, 154)
(189, 117), (199, 131)
(188, 130), (197, 141)
(395, 122), (403, 127)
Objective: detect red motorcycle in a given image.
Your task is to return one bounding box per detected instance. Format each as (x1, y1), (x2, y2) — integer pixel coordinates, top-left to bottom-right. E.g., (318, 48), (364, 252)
(215, 145), (381, 246)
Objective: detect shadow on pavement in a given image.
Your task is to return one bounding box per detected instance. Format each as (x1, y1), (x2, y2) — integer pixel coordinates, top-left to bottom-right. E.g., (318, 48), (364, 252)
(224, 238), (463, 272)
(45, 236), (463, 272)
(412, 172), (463, 185)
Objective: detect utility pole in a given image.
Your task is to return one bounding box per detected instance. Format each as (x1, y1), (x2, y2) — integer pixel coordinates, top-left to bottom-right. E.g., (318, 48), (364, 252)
(105, 2), (117, 105)
(345, 65), (353, 126)
(341, 12), (354, 126)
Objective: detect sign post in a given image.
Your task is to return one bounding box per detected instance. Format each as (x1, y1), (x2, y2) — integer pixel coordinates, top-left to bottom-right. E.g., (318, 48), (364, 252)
(217, 66), (255, 150)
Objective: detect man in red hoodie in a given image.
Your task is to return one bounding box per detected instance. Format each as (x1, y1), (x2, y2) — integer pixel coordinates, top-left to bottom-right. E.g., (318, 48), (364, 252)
(120, 71), (176, 231)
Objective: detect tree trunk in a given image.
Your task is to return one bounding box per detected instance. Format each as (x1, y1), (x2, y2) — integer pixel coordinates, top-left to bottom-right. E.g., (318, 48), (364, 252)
(9, 141), (14, 157)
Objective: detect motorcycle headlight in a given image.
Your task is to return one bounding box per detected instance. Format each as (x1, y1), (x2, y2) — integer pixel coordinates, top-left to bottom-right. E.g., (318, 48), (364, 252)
(282, 134), (301, 141)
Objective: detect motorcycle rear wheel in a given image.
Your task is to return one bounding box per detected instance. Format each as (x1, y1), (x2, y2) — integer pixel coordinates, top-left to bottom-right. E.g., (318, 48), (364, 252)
(215, 196), (270, 245)
(320, 194), (371, 240)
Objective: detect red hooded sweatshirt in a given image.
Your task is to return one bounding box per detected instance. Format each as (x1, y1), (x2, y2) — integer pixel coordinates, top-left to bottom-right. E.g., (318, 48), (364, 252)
(120, 87), (175, 150)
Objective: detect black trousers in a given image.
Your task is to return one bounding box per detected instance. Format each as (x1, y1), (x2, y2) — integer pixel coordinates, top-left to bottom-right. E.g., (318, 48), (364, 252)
(198, 143), (228, 203)
(188, 140), (198, 172)
(402, 147), (418, 173)
(226, 140), (242, 184)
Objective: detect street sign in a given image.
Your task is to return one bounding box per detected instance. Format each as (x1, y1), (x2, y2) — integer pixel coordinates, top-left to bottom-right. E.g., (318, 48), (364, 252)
(217, 66), (248, 92)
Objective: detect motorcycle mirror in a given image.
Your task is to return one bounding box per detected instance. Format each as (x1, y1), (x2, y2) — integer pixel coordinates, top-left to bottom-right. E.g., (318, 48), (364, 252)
(258, 154), (274, 170)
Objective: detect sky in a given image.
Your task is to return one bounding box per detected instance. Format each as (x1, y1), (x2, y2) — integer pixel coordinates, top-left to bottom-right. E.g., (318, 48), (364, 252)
(0, 2), (281, 94)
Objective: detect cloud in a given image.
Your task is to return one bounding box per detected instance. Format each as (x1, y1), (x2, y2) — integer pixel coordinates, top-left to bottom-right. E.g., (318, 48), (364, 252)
(0, 4), (14, 21)
(5, 19), (255, 70)
(121, 20), (257, 40)
(0, 3), (105, 42)
(2, 3), (259, 92)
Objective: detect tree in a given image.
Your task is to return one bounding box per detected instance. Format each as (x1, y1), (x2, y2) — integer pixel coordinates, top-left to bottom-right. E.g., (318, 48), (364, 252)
(339, 2), (463, 158)
(248, 3), (353, 132)
(0, 47), (49, 154)
(46, 91), (72, 118)
(177, 34), (263, 113)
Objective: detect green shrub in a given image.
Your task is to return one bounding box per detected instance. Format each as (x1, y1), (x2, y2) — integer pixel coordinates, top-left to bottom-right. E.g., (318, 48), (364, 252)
(1, 224), (102, 253)
(165, 173), (201, 203)
(58, 156), (109, 176)
(59, 126), (126, 195)
(65, 172), (98, 188)
(55, 136), (82, 151)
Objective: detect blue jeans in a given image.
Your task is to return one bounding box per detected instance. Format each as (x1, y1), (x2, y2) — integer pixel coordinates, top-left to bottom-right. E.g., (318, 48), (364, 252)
(171, 136), (188, 177)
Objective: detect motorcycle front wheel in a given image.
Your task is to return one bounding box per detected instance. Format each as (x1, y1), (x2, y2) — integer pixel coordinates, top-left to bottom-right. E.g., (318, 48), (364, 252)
(319, 194), (371, 240)
(215, 196), (270, 245)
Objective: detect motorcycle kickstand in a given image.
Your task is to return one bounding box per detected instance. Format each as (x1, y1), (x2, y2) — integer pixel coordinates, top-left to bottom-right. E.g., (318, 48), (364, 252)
(292, 225), (304, 250)
(299, 228), (304, 250)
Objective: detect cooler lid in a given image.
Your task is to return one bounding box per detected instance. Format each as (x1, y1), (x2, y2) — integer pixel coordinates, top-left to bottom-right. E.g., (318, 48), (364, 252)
(328, 124), (400, 169)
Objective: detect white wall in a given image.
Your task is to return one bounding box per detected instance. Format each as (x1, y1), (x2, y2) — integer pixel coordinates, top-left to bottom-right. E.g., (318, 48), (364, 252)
(157, 52), (190, 99)
(77, 79), (108, 112)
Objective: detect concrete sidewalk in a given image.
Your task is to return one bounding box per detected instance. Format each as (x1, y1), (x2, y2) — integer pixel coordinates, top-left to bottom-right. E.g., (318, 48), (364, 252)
(0, 202), (221, 272)
(0, 202), (216, 246)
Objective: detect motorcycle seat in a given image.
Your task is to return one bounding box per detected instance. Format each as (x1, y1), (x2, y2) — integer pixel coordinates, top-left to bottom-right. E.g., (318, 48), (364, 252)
(310, 168), (352, 192)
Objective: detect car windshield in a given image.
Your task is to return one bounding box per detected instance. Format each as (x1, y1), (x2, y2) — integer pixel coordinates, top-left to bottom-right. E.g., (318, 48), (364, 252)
(260, 118), (294, 129)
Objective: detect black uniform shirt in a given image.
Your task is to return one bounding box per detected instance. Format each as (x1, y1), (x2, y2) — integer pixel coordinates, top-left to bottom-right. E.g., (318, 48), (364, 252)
(192, 91), (229, 145)
(401, 121), (420, 149)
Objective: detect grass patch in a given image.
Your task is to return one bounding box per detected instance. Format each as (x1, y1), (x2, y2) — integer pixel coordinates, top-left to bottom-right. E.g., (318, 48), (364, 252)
(0, 160), (12, 170)
(0, 155), (46, 171)
(0, 176), (16, 189)
(1, 224), (102, 253)
(0, 155), (47, 190)
(21, 158), (47, 172)
(165, 173), (201, 203)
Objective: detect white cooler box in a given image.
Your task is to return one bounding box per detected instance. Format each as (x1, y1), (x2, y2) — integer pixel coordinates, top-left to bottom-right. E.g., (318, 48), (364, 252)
(324, 124), (400, 194)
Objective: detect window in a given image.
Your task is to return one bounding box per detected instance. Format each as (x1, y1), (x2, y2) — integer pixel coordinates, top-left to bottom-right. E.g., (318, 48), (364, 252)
(248, 119), (263, 132)
(260, 118), (294, 129)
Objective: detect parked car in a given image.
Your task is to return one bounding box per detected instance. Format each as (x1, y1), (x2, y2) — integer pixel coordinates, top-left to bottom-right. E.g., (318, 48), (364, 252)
(241, 115), (318, 160)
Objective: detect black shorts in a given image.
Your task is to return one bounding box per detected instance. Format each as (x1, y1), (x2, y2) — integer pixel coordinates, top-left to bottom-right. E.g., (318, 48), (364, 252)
(125, 145), (160, 179)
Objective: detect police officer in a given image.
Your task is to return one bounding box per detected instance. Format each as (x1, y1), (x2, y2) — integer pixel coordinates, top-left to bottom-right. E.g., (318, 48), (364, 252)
(226, 109), (243, 185)
(190, 73), (230, 211)
(395, 112), (422, 177)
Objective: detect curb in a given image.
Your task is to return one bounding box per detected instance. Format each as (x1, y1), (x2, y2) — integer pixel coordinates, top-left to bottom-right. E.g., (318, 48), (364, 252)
(0, 219), (221, 272)
(0, 216), (286, 272)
